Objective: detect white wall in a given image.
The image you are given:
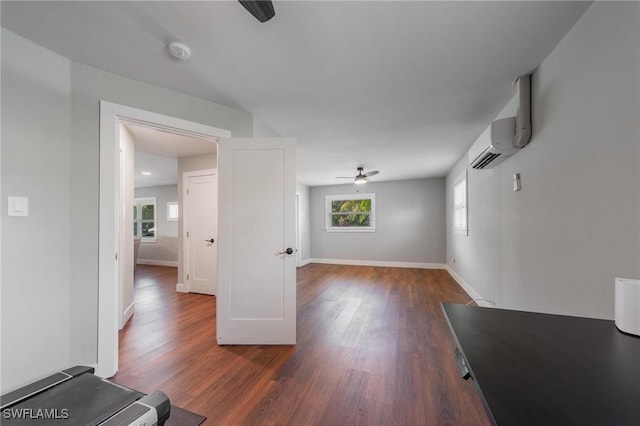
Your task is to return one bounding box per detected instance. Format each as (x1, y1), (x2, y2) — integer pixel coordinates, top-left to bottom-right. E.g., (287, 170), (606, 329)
(1, 29), (72, 391)
(119, 124), (135, 328)
(1, 28), (254, 389)
(134, 184), (179, 265)
(310, 178), (446, 266)
(446, 2), (640, 319)
(296, 183), (311, 264)
(253, 118), (281, 138)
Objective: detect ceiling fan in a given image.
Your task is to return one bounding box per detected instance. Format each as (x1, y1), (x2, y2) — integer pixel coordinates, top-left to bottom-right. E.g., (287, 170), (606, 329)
(337, 167), (380, 185)
(239, 0), (275, 23)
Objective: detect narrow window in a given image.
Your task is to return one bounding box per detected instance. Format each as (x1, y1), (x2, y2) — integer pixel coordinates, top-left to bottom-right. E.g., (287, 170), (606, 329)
(453, 170), (468, 235)
(134, 197), (157, 242)
(167, 202), (179, 222)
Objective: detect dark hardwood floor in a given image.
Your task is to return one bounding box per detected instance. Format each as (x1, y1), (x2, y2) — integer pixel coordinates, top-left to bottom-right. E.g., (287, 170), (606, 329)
(113, 264), (490, 425)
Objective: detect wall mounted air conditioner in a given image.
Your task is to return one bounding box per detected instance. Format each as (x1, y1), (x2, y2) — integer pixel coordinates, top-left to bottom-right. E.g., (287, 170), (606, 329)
(469, 74), (531, 169)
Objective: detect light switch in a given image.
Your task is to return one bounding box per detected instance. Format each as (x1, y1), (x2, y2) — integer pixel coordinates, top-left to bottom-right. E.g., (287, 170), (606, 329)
(8, 196), (29, 216)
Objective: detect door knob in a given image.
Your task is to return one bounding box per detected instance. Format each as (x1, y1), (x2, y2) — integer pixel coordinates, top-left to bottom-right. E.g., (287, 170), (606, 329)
(277, 248), (294, 255)
(205, 238), (215, 243)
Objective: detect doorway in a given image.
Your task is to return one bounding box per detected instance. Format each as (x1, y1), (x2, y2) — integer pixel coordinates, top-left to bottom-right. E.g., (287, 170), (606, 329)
(98, 101), (230, 378)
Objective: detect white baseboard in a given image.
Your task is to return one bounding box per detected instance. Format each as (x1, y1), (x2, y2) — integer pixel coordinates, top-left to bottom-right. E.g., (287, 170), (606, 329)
(136, 259), (178, 267)
(298, 258), (313, 267)
(445, 265), (494, 307)
(307, 258), (446, 270)
(119, 301), (135, 329)
(176, 283), (188, 293)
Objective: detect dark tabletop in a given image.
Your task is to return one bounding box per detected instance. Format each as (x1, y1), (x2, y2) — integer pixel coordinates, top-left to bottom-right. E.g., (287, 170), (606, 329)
(442, 303), (640, 426)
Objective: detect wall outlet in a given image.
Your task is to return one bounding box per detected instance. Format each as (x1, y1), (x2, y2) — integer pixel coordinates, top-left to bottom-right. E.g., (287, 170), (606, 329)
(8, 196), (29, 216)
(513, 173), (521, 191)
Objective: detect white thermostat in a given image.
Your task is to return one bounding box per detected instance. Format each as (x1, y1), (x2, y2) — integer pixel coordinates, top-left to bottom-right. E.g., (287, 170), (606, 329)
(8, 196), (29, 216)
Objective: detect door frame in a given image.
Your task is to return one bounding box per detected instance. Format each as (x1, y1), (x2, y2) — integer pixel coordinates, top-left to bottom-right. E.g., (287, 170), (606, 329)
(182, 169), (218, 294)
(295, 192), (302, 267)
(98, 101), (230, 378)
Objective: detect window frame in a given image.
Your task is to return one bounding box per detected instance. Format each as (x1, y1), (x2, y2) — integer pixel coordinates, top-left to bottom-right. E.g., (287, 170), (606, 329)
(453, 170), (468, 236)
(166, 201), (179, 222)
(325, 193), (376, 233)
(134, 197), (157, 242)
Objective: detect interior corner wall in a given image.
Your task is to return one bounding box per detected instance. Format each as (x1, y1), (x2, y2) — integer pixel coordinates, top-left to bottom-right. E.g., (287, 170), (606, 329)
(446, 2), (640, 319)
(1, 28), (73, 391)
(296, 183), (311, 264)
(253, 118), (281, 138)
(310, 178), (446, 264)
(134, 184), (179, 265)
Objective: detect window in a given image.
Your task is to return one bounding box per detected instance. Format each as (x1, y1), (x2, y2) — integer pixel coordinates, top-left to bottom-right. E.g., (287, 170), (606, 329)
(326, 193), (375, 232)
(453, 170), (468, 235)
(167, 202), (179, 222)
(134, 197), (156, 241)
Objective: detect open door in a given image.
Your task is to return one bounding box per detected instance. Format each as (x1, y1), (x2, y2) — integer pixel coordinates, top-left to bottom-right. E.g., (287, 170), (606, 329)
(217, 138), (296, 344)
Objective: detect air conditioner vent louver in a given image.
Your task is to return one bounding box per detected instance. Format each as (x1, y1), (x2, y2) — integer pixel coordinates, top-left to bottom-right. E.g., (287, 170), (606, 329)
(468, 117), (515, 169)
(467, 74), (532, 170)
(472, 152), (501, 169)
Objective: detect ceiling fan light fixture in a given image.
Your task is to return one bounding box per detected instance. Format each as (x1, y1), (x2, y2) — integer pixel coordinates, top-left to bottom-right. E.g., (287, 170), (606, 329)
(336, 166), (379, 184)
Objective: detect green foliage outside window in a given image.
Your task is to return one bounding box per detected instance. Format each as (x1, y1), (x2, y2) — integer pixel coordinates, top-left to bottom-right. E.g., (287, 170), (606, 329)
(134, 198), (156, 239)
(141, 204), (154, 220)
(331, 198), (372, 227)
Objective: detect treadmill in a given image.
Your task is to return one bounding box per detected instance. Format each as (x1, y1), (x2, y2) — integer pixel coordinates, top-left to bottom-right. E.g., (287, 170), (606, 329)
(0, 366), (170, 425)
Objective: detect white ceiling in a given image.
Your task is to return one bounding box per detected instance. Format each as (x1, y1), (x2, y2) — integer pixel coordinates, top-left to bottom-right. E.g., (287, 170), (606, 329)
(134, 151), (179, 189)
(124, 123), (217, 188)
(1, 1), (591, 186)
(126, 124), (217, 159)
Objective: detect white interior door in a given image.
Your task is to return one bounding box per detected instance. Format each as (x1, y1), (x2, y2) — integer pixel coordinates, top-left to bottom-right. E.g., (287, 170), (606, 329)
(217, 137), (296, 344)
(185, 171), (218, 295)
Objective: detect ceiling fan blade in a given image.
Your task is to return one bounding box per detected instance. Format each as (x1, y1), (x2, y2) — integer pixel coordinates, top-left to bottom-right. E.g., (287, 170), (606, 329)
(238, 0), (275, 23)
(364, 170), (379, 177)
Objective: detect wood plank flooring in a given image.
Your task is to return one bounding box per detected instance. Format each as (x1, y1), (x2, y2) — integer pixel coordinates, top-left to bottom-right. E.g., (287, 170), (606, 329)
(113, 264), (490, 425)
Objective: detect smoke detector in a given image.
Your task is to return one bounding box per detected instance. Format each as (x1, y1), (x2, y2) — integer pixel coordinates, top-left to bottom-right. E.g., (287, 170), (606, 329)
(167, 40), (191, 60)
